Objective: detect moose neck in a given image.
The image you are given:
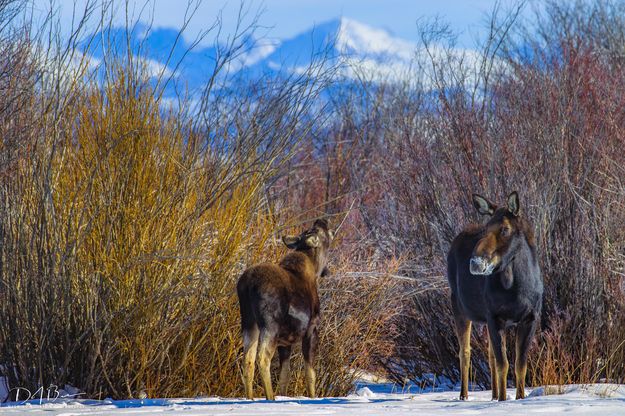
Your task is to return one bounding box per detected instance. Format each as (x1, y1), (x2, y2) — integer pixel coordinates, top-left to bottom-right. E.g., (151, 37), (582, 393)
(503, 237), (534, 289)
(293, 245), (326, 279)
(281, 249), (324, 282)
(307, 249), (326, 279)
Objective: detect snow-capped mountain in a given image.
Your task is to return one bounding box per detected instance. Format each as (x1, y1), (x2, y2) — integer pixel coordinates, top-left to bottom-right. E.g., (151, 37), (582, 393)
(84, 17), (419, 96)
(240, 17), (416, 80)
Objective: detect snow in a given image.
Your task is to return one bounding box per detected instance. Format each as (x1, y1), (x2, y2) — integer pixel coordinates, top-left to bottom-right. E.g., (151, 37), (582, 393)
(247, 17), (490, 85)
(1, 384), (624, 415)
(336, 17), (415, 61)
(82, 16), (491, 94)
(251, 17), (419, 82)
(355, 386), (375, 397)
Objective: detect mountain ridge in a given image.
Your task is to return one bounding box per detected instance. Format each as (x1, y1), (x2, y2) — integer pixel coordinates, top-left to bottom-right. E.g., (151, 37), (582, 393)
(84, 17), (419, 95)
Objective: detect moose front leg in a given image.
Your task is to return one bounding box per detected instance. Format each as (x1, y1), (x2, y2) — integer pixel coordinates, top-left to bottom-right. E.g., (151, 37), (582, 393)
(487, 334), (498, 401)
(453, 316), (472, 400)
(487, 319), (508, 401)
(515, 315), (537, 399)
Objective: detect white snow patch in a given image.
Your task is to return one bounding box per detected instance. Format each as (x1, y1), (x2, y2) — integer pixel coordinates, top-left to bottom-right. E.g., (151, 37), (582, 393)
(529, 384), (625, 399)
(294, 17), (490, 85)
(336, 17), (415, 62)
(0, 384), (623, 415)
(356, 386), (375, 397)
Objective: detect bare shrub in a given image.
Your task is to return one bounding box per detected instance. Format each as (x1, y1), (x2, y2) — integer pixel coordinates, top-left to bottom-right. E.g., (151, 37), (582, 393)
(308, 0), (625, 389)
(0, 0), (404, 400)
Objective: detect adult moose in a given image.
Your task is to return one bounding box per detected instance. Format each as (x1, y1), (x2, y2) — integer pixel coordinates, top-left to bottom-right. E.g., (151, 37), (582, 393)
(447, 192), (542, 401)
(237, 219), (333, 400)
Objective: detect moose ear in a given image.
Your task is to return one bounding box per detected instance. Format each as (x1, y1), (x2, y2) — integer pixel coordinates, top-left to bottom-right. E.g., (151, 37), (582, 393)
(282, 235), (300, 249)
(328, 230), (335, 241)
(472, 193), (496, 216)
(304, 235), (320, 248)
(314, 218), (329, 229)
(507, 191), (520, 216)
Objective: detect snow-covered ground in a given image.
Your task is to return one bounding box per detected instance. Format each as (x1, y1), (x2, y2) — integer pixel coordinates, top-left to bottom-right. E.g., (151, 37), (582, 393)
(1, 384), (624, 415)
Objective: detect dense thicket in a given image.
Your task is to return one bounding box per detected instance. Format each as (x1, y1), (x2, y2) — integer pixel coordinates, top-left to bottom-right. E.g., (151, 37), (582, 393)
(1, 0), (625, 400)
(0, 0), (400, 399)
(296, 0), (625, 388)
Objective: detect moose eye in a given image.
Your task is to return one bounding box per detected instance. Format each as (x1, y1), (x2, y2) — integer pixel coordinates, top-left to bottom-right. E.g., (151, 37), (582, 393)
(501, 226), (512, 237)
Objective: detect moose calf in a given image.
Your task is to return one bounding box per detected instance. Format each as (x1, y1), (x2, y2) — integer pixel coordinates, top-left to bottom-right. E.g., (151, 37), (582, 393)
(447, 192), (543, 401)
(237, 219), (333, 400)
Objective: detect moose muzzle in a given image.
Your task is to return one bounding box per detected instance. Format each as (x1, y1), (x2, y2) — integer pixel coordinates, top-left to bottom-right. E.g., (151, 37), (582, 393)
(469, 256), (496, 276)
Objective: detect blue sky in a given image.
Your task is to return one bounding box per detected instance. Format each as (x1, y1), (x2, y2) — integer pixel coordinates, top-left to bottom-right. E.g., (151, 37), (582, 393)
(35, 0), (535, 48)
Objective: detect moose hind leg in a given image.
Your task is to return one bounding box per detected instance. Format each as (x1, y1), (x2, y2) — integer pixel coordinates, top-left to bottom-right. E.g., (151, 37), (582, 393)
(303, 330), (318, 398)
(515, 317), (537, 400)
(454, 317), (472, 400)
(257, 329), (277, 400)
(277, 346), (292, 396)
(488, 320), (509, 401)
(242, 325), (259, 399)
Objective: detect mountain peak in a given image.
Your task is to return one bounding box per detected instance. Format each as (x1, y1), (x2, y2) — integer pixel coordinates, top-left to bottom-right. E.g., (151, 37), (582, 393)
(84, 17), (419, 96)
(303, 17), (414, 61)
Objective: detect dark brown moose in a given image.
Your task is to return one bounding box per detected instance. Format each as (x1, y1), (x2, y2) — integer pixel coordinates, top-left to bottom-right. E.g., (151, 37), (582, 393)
(447, 192), (543, 401)
(236, 219), (333, 400)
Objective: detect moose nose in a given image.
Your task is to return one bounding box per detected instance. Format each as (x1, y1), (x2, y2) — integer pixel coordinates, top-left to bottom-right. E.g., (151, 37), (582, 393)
(470, 257), (488, 275)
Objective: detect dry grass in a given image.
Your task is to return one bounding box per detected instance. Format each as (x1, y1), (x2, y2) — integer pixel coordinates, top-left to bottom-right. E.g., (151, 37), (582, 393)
(5, 0), (625, 401)
(0, 2), (402, 399)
